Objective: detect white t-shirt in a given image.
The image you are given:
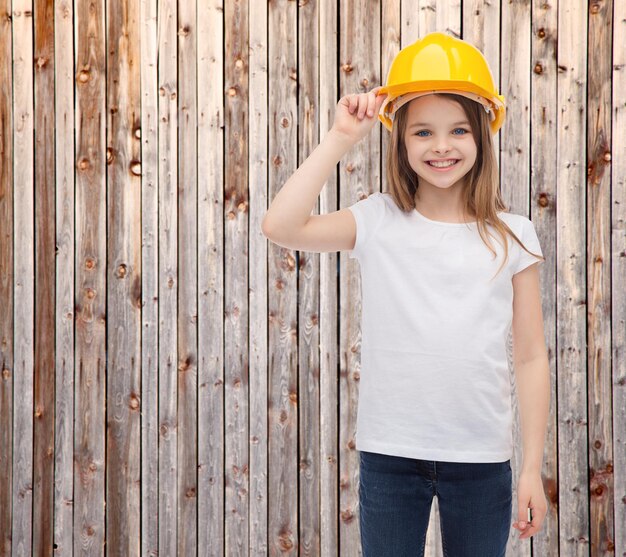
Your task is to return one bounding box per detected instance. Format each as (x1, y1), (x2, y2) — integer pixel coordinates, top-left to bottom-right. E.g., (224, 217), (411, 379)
(347, 191), (544, 463)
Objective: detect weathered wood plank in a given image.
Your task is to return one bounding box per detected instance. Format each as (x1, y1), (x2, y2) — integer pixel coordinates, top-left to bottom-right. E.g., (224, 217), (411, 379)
(74, 0), (107, 553)
(8, 1), (34, 555)
(501, 2), (533, 555)
(0, 0), (14, 551)
(319, 0), (341, 555)
(156, 0), (178, 554)
(139, 0), (160, 553)
(529, 3), (559, 556)
(611, 3), (626, 556)
(297, 0), (322, 555)
(105, 0), (142, 554)
(198, 1), (227, 555)
(267, 0), (298, 554)
(557, 2), (590, 556)
(33, 0), (56, 553)
(176, 0), (198, 554)
(586, 1), (615, 555)
(225, 0), (251, 555)
(339, 1), (382, 555)
(53, 0), (76, 555)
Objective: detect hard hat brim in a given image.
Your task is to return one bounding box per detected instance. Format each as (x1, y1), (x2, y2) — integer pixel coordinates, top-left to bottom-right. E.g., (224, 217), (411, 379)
(377, 81), (506, 135)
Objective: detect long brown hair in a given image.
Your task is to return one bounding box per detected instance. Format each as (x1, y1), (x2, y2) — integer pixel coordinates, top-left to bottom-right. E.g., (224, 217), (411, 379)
(384, 92), (544, 279)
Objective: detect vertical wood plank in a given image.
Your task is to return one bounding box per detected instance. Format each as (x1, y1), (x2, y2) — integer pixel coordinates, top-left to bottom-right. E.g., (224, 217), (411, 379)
(297, 0), (321, 555)
(611, 4), (626, 555)
(139, 0), (160, 553)
(33, 0), (56, 553)
(267, 0), (298, 555)
(74, 0), (107, 552)
(177, 0), (198, 553)
(557, 1), (590, 555)
(586, 1), (615, 554)
(501, 2), (532, 555)
(12, 0), (35, 553)
(54, 0), (76, 554)
(157, 0), (178, 554)
(339, 1), (381, 554)
(224, 0), (251, 554)
(0, 0), (14, 551)
(105, 0), (142, 554)
(197, 0), (227, 555)
(319, 0), (340, 554)
(530, 2), (559, 555)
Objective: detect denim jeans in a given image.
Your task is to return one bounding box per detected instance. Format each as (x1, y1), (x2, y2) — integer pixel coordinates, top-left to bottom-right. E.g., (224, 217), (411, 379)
(358, 450), (513, 557)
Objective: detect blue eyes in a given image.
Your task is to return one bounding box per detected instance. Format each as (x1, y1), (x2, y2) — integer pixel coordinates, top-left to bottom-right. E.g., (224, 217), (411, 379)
(414, 128), (469, 137)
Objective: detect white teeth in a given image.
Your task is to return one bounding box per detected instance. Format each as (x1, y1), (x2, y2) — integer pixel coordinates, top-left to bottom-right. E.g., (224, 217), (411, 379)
(428, 160), (458, 168)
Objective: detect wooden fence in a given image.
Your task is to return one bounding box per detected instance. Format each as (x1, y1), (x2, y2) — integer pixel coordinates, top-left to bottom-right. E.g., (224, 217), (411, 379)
(0, 0), (624, 555)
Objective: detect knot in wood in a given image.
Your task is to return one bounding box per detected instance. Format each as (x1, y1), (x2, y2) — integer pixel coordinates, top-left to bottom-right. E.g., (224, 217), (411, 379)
(130, 160), (141, 176)
(117, 263), (127, 278)
(534, 63), (543, 75)
(278, 530), (294, 551)
(106, 147), (114, 165)
(341, 509), (355, 523)
(129, 393), (140, 409)
(537, 28), (546, 39)
(342, 63), (354, 73)
(78, 69), (90, 83)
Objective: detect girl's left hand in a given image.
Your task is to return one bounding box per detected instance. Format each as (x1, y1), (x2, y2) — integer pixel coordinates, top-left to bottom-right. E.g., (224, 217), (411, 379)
(512, 470), (548, 539)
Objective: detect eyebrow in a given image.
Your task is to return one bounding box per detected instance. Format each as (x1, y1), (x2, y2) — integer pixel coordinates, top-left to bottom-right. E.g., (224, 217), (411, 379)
(408, 121), (470, 128)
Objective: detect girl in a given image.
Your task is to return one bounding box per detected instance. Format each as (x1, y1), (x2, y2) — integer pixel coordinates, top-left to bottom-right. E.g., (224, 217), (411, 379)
(262, 32), (550, 557)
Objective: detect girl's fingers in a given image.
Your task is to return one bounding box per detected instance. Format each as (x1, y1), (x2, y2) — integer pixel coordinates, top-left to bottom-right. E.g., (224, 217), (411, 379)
(366, 91), (375, 117)
(357, 94), (367, 118)
(348, 94), (357, 114)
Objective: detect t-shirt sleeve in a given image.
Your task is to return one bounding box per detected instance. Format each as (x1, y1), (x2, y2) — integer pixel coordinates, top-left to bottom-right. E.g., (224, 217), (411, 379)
(513, 217), (544, 274)
(346, 192), (385, 260)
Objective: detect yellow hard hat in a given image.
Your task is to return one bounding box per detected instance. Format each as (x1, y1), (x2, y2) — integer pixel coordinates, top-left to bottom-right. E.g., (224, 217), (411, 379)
(378, 32), (506, 135)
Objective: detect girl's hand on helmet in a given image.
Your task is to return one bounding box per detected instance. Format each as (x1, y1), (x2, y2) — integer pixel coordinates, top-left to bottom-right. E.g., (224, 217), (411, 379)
(332, 86), (387, 144)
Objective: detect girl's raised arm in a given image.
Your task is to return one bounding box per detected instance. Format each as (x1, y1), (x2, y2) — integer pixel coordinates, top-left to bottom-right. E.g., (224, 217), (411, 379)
(261, 87), (387, 253)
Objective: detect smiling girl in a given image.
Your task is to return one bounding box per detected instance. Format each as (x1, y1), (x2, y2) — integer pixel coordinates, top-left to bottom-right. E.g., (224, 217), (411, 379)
(262, 32), (550, 557)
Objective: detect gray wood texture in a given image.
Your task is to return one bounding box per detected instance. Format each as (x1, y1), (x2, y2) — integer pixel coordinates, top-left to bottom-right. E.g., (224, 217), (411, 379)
(0, 1), (623, 556)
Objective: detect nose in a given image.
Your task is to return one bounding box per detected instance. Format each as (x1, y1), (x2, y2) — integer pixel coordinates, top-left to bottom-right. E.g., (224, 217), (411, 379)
(433, 135), (452, 154)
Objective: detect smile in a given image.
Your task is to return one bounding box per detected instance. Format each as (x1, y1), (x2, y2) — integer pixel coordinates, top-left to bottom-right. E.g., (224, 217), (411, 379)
(426, 159), (460, 171)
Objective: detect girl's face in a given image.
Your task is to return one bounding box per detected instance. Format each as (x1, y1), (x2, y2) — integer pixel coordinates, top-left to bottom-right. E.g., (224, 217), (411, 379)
(402, 95), (477, 192)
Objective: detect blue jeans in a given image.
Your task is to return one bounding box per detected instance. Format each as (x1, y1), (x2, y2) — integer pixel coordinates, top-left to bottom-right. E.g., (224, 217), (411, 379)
(358, 450), (513, 557)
